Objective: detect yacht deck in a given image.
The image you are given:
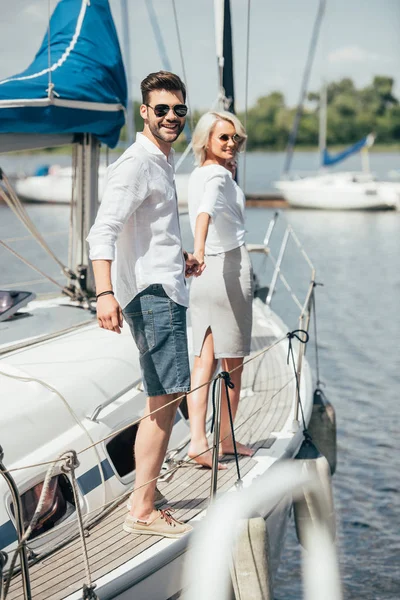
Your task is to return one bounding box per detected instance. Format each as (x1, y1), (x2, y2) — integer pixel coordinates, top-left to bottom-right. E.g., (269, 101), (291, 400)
(8, 329), (296, 600)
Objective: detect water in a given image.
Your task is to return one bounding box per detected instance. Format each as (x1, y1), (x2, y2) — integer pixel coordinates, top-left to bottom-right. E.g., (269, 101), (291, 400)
(246, 209), (400, 600)
(1, 152), (400, 599)
(1, 149), (399, 193)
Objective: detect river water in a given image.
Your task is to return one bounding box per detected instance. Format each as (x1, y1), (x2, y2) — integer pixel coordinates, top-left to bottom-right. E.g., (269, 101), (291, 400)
(0, 151), (399, 599)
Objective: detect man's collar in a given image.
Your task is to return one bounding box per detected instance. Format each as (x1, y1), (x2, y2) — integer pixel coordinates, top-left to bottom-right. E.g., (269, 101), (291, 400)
(136, 132), (175, 160)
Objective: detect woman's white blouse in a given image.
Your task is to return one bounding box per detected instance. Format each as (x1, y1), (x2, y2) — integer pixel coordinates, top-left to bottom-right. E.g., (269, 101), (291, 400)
(188, 164), (246, 255)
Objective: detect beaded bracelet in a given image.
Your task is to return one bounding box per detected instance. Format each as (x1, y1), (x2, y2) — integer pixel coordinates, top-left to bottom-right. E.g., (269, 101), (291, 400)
(96, 290), (114, 300)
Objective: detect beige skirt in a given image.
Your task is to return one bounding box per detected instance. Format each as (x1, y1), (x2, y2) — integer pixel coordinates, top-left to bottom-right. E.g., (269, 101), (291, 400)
(190, 244), (253, 358)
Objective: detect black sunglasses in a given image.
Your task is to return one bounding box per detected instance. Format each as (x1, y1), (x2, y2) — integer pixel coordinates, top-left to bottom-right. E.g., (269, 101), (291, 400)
(146, 103), (188, 118)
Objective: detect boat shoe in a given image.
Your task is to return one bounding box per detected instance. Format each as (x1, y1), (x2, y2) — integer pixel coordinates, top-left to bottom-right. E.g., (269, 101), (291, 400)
(126, 486), (166, 510)
(123, 509), (193, 539)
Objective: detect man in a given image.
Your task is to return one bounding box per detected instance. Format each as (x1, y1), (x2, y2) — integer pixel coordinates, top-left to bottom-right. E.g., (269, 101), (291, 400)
(87, 71), (203, 538)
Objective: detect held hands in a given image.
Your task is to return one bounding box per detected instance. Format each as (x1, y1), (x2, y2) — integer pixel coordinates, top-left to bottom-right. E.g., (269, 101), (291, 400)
(96, 294), (124, 334)
(185, 252), (206, 277)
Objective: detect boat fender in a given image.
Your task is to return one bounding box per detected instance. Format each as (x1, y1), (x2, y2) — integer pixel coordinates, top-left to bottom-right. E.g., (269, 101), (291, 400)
(231, 516), (273, 600)
(307, 387), (337, 475)
(294, 441), (336, 549)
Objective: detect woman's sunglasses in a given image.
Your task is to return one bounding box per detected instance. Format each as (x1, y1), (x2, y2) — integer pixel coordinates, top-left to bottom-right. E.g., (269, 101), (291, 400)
(146, 103), (188, 118)
(218, 133), (242, 144)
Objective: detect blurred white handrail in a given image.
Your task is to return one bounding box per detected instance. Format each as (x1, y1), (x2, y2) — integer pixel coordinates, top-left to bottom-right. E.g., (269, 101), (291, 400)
(182, 460), (342, 600)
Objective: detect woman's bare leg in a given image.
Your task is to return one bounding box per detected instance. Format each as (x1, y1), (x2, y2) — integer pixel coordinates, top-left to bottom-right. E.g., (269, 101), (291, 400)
(219, 357), (254, 456)
(187, 329), (226, 469)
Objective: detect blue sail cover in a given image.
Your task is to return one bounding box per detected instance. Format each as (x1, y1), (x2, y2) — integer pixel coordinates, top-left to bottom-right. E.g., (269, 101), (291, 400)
(322, 134), (374, 167)
(0, 0), (127, 148)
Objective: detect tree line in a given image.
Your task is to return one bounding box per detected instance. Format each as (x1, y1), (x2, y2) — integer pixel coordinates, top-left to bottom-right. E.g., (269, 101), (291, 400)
(127, 75), (400, 151)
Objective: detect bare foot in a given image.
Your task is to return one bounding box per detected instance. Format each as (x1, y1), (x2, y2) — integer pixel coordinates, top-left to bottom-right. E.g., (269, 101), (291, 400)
(219, 441), (254, 457)
(188, 444), (228, 470)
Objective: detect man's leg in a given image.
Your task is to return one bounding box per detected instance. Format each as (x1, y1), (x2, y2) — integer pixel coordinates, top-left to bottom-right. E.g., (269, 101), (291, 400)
(129, 391), (179, 521)
(123, 286), (192, 536)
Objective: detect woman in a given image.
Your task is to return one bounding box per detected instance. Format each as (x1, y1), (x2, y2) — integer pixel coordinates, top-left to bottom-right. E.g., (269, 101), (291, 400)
(187, 111), (254, 469)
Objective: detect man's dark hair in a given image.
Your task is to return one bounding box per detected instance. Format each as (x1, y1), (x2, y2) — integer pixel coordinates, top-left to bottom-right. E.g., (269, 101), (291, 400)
(141, 71), (186, 105)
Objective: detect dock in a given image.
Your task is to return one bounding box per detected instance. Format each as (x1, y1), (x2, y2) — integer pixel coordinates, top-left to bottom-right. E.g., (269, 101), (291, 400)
(245, 192), (288, 208)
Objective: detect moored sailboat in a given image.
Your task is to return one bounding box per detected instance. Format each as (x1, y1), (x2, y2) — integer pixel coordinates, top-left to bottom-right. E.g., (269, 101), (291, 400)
(0, 2), (337, 598)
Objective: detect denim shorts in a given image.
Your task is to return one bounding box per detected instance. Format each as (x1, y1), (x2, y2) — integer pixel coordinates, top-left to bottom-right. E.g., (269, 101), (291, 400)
(123, 284), (190, 397)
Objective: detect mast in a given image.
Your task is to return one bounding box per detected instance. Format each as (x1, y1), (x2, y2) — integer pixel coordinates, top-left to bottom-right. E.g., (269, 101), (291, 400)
(214, 0), (235, 113)
(318, 82), (327, 168)
(222, 0), (235, 113)
(283, 0), (326, 175)
(70, 134), (100, 296)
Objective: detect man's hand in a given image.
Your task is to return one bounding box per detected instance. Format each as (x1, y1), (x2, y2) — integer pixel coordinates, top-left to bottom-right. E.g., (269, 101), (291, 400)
(97, 294), (124, 334)
(226, 158), (237, 178)
(185, 252), (206, 277)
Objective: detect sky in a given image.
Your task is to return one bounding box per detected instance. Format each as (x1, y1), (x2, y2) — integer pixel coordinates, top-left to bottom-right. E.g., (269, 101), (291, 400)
(0, 0), (399, 112)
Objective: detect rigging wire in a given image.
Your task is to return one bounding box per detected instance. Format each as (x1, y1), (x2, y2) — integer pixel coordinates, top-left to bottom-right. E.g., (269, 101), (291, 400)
(171, 0), (194, 133)
(242, 0), (251, 193)
(0, 240), (69, 294)
(283, 0), (326, 174)
(0, 172), (70, 274)
(1, 276), (65, 290)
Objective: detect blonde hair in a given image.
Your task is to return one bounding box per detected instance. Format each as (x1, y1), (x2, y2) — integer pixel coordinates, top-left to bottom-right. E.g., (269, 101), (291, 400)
(192, 111), (247, 166)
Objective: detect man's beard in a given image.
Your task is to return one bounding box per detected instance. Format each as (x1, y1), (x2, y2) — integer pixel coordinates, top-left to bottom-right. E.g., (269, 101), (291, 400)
(149, 120), (185, 144)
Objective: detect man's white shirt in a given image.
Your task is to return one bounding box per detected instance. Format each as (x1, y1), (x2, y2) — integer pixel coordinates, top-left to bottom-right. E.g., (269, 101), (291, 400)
(87, 133), (188, 309)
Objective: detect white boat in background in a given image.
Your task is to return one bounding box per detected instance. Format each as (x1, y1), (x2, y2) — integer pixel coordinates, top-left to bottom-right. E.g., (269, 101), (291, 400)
(275, 171), (400, 210)
(14, 165), (190, 208)
(14, 164), (106, 205)
(276, 77), (400, 210)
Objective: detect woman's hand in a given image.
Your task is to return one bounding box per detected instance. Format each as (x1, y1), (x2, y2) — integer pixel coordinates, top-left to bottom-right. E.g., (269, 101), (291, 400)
(185, 252), (206, 277)
(97, 294), (123, 333)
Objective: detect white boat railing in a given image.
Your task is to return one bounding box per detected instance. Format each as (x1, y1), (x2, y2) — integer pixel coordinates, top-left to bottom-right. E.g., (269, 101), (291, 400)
(182, 460), (342, 600)
(248, 222), (316, 426)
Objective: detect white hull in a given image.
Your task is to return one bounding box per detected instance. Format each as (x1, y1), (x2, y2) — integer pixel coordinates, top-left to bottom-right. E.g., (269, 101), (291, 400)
(275, 171), (400, 210)
(15, 167), (190, 208)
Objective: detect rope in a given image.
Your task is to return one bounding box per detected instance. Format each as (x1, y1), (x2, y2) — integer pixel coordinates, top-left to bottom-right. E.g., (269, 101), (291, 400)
(61, 451), (98, 599)
(0, 370), (106, 505)
(0, 335), (286, 474)
(221, 371), (242, 485)
(286, 329), (309, 434)
(0, 369), (296, 581)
